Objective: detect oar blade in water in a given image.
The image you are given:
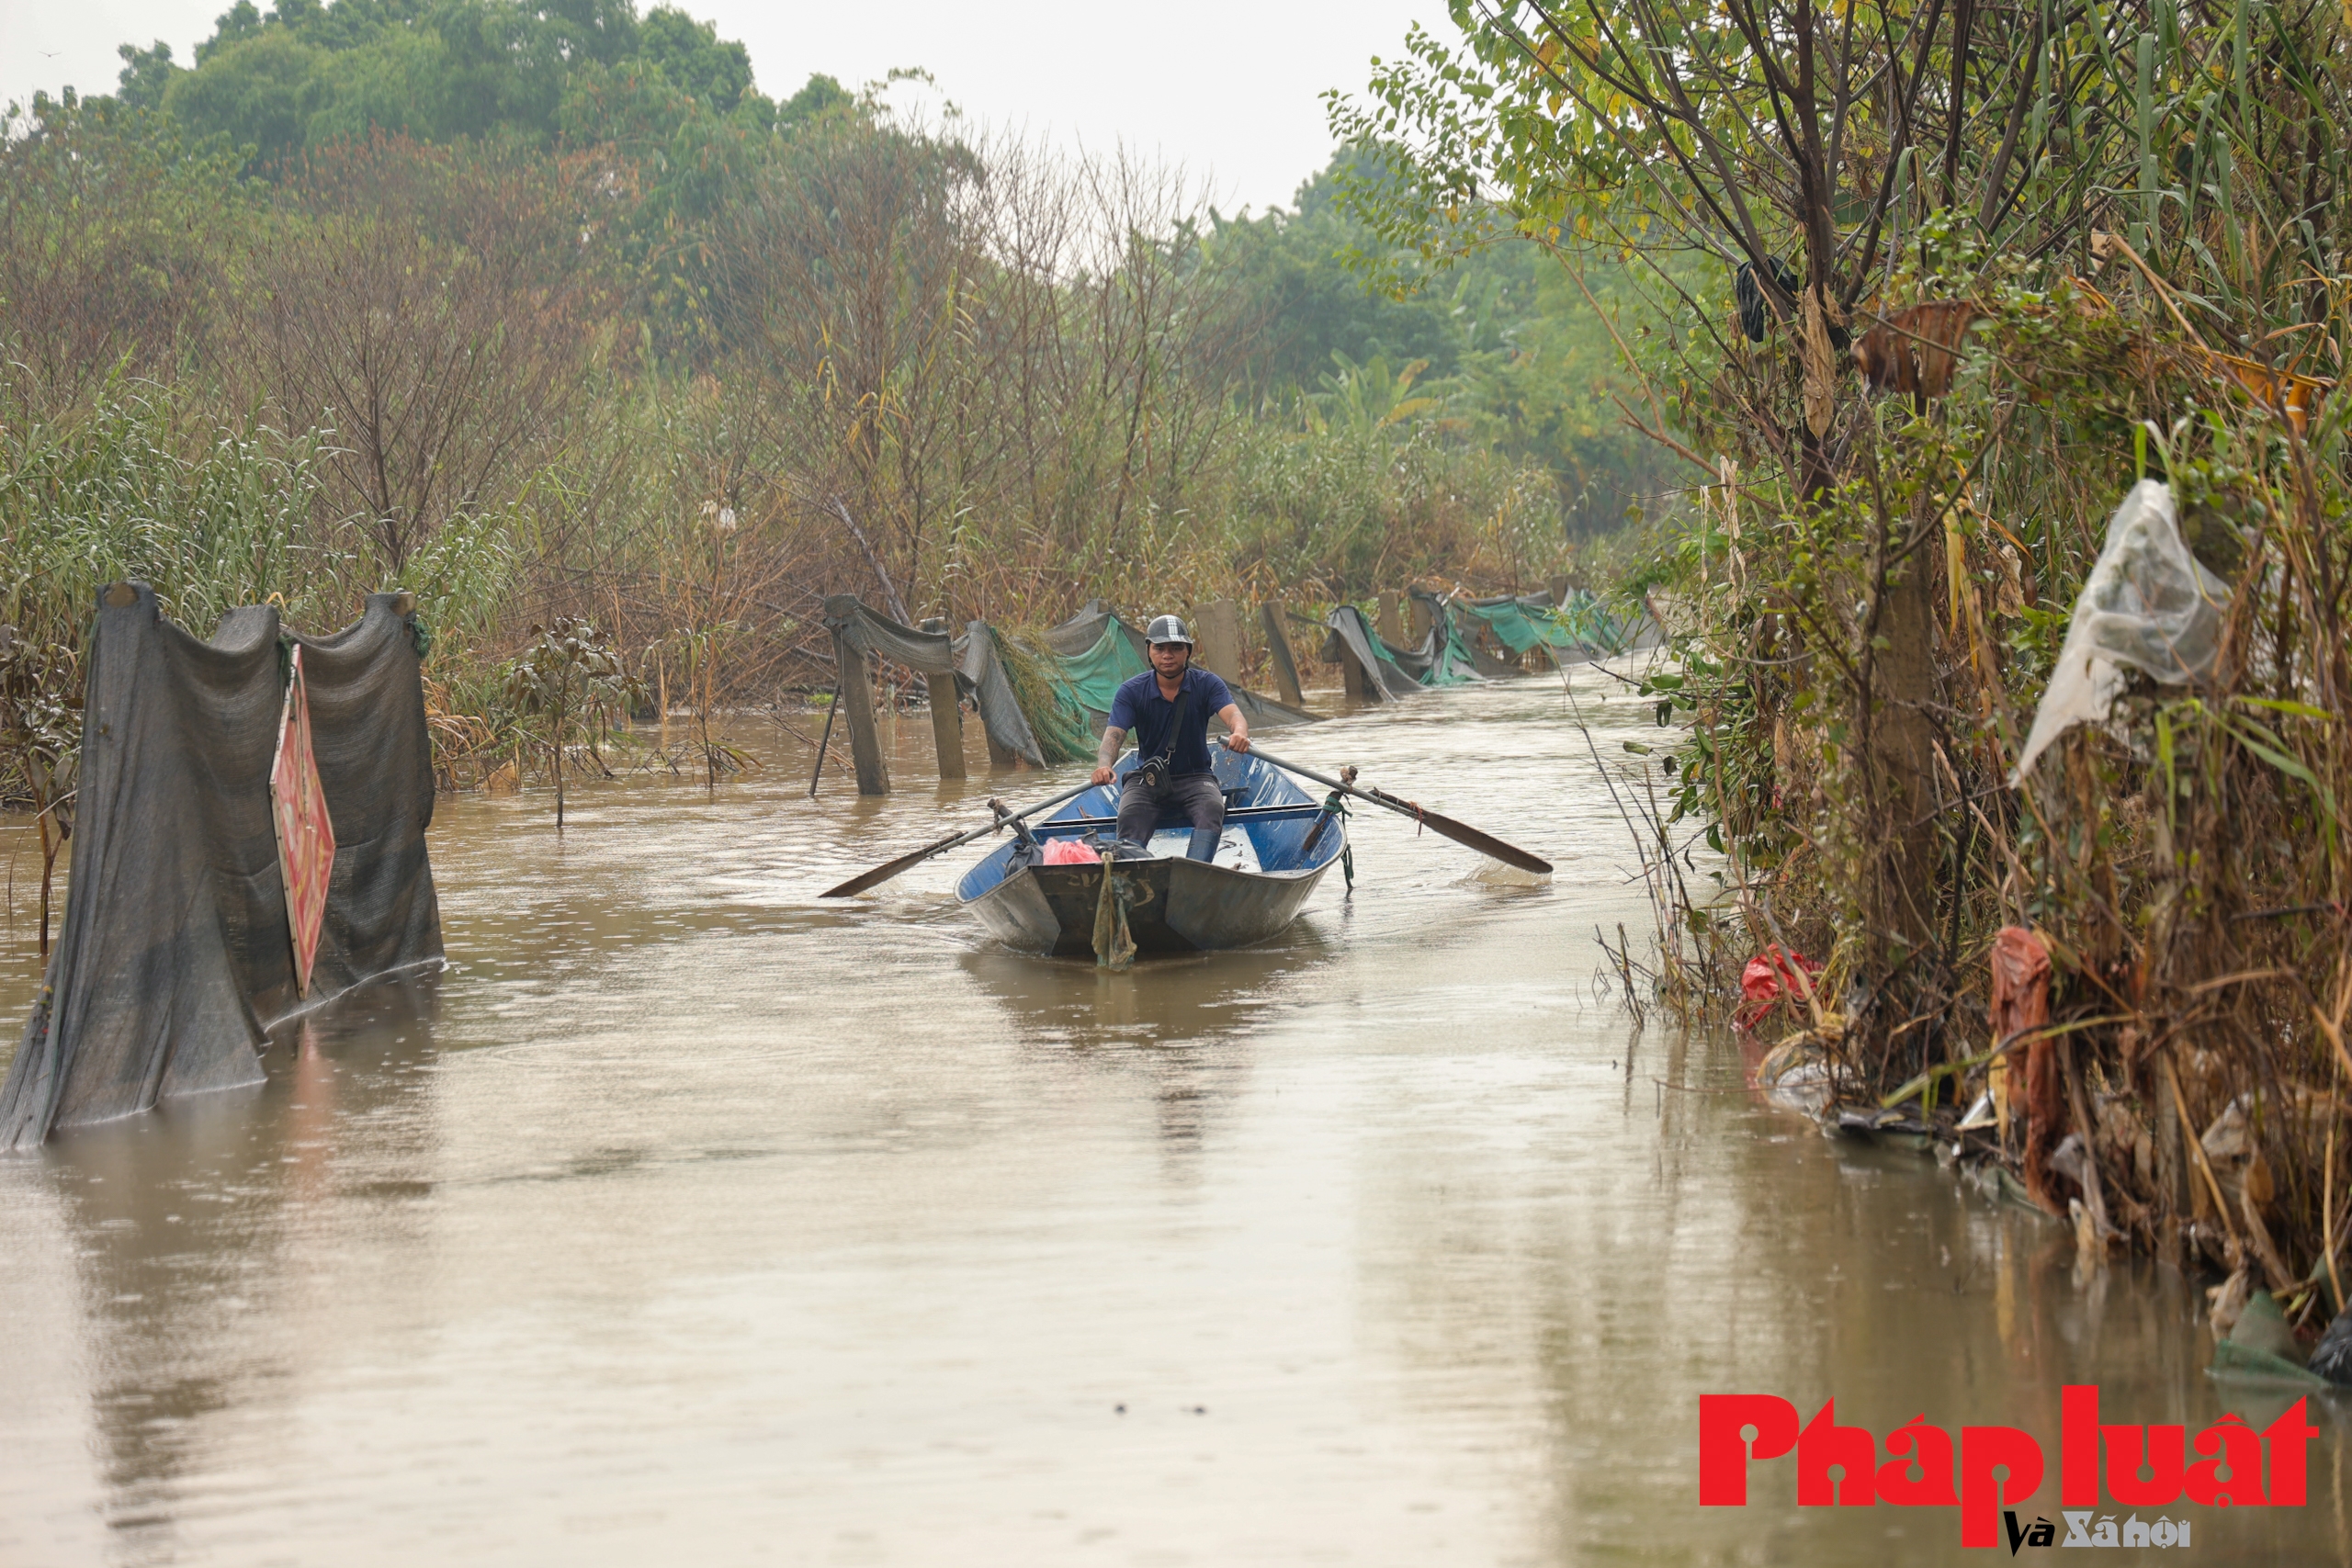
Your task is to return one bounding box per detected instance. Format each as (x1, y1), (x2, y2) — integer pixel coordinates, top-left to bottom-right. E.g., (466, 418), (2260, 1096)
(1363, 787), (1553, 875)
(818, 779), (1096, 898)
(820, 839), (961, 899)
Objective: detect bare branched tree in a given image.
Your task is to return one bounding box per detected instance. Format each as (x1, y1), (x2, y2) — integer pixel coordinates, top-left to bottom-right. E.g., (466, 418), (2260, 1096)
(715, 117), (1261, 624)
(0, 100), (239, 414)
(231, 137), (604, 572)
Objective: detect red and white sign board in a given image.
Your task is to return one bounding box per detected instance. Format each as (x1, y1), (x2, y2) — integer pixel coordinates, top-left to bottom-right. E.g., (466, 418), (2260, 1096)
(271, 645), (335, 998)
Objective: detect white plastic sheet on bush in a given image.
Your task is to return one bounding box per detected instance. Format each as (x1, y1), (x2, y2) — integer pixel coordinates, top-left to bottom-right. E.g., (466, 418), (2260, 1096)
(2009, 479), (2230, 784)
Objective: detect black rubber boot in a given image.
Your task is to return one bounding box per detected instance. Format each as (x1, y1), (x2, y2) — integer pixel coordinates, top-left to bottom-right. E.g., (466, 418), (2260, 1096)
(1186, 827), (1220, 863)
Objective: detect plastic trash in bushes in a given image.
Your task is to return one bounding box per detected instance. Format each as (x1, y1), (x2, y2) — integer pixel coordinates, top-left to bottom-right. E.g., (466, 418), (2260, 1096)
(2010, 479), (2228, 784)
(1738, 945), (1821, 1029)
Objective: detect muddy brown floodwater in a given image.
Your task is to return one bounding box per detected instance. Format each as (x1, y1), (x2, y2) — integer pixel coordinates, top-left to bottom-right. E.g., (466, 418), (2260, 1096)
(1, 670), (2346, 1565)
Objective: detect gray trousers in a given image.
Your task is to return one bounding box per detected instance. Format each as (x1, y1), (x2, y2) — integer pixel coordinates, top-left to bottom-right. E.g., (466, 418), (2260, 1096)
(1116, 771), (1225, 846)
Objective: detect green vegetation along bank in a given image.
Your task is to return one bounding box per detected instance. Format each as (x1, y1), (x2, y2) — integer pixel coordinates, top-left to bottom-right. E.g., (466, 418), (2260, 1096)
(1340, 0), (2352, 1325)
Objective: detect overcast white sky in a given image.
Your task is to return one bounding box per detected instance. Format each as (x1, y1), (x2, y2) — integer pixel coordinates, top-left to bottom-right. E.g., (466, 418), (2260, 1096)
(0, 0), (1450, 213)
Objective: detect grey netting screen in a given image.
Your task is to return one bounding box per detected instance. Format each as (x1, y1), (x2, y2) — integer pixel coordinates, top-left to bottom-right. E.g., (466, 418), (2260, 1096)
(830, 596), (1317, 764)
(2, 585), (444, 1148)
(1227, 686), (1318, 728)
(1319, 604), (1430, 701)
(820, 595), (1056, 767)
(1042, 600), (1147, 664)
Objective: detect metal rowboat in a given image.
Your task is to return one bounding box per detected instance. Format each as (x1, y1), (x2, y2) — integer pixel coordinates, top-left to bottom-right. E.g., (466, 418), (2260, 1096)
(954, 748), (1346, 958)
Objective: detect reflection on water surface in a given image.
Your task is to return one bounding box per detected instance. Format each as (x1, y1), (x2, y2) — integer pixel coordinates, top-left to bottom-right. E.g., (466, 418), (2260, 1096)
(1, 675), (2345, 1564)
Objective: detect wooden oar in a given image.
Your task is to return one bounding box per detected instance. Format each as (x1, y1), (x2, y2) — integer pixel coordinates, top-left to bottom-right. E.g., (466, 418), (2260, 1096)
(1235, 741), (1552, 874)
(819, 780), (1097, 897)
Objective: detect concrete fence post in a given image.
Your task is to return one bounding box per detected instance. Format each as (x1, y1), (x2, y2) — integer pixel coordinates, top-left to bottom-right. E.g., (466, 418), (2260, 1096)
(918, 616), (965, 780)
(1258, 603), (1306, 706)
(1195, 599), (1243, 684)
(828, 614), (890, 796)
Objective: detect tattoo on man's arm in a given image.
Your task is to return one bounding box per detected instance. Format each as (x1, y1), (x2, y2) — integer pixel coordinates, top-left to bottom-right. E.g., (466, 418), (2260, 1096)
(1096, 727), (1126, 769)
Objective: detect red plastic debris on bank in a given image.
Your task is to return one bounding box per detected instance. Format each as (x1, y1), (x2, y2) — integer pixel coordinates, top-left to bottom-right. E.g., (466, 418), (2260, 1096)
(1737, 945), (1821, 1028)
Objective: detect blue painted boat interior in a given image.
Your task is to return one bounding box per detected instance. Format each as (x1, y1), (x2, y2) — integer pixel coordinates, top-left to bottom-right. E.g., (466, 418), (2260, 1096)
(954, 749), (1345, 901)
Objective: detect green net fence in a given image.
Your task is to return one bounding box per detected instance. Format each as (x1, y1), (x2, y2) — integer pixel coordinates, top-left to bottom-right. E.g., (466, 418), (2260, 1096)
(1040, 604), (1317, 737)
(1040, 603), (1151, 732)
(1452, 591), (1660, 662)
(1316, 589), (1663, 702)
(826, 590), (1653, 754)
(988, 626), (1099, 766)
(827, 597), (1316, 771)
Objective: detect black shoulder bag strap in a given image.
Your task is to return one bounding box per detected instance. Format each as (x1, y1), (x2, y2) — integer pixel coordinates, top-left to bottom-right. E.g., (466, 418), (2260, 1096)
(1138, 684), (1193, 788)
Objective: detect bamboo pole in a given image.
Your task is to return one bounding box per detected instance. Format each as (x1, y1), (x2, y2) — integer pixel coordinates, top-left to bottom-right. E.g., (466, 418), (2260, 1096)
(808, 685), (838, 796)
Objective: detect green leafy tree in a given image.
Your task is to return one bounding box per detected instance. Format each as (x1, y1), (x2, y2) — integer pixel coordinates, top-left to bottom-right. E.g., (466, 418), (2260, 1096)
(304, 26), (454, 142)
(775, 71), (850, 125)
(141, 0), (778, 172)
(1214, 152), (1677, 533)
(1305, 351), (1446, 437)
(1328, 0), (2352, 1162)
(198, 1), (270, 62)
(164, 27), (326, 165)
(1212, 155), (1467, 394)
(1328, 0), (1996, 1016)
(639, 6), (751, 112)
(115, 42), (183, 110)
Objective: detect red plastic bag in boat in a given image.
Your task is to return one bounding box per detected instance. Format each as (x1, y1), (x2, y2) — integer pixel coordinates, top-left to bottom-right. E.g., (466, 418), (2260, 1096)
(1737, 945), (1821, 1029)
(1040, 839), (1101, 865)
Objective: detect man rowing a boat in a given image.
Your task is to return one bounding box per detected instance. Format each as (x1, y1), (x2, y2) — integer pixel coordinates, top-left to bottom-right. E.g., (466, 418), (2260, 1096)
(1091, 615), (1251, 861)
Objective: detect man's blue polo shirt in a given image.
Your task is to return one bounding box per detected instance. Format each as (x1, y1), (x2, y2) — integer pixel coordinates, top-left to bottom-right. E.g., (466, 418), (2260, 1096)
(1107, 666), (1233, 777)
